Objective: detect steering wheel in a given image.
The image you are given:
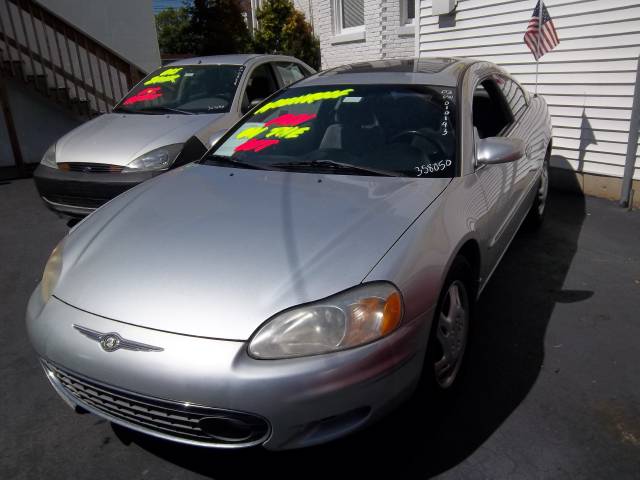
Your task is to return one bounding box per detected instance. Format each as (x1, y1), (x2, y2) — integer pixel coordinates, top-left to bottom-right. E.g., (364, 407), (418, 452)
(388, 129), (448, 158)
(178, 94), (231, 112)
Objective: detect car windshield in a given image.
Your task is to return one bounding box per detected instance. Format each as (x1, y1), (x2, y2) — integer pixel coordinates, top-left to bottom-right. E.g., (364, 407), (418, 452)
(114, 65), (243, 114)
(203, 84), (456, 177)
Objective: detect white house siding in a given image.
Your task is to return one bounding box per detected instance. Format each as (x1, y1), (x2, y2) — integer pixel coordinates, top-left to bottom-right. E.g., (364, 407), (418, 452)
(311, 0), (415, 69)
(418, 0), (640, 182)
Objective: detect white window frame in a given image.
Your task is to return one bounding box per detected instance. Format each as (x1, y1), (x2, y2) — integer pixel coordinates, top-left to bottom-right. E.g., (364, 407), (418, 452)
(333, 0), (365, 36)
(398, 0), (416, 36)
(401, 0), (416, 25)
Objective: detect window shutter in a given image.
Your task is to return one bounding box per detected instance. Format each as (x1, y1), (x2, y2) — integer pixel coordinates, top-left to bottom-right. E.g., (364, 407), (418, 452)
(342, 0), (364, 29)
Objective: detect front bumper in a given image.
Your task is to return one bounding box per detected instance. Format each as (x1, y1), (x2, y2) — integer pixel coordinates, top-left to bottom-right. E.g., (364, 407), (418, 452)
(26, 291), (432, 450)
(33, 164), (159, 216)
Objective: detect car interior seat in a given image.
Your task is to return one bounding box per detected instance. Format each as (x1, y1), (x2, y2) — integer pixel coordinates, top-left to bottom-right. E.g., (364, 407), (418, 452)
(319, 101), (384, 156)
(473, 81), (513, 138)
(247, 76), (273, 103)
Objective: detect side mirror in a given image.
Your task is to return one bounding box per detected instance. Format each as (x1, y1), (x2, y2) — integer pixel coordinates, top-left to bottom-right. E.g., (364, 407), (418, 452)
(476, 137), (525, 165)
(241, 98), (263, 114)
(171, 135), (207, 168)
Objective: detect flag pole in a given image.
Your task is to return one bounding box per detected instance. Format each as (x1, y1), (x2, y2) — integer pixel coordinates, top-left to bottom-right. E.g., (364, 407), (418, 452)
(535, 0), (542, 96)
(534, 56), (540, 97)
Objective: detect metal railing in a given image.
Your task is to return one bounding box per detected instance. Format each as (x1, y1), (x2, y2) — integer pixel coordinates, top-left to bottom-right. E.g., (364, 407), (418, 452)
(0, 0), (146, 117)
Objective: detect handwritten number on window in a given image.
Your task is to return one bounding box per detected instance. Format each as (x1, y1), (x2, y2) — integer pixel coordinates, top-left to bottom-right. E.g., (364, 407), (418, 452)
(415, 159), (452, 176)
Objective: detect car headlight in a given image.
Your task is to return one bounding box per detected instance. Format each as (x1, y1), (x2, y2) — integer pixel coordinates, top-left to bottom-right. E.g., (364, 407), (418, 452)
(40, 144), (57, 169)
(248, 283), (403, 359)
(41, 240), (64, 303)
(122, 143), (183, 172)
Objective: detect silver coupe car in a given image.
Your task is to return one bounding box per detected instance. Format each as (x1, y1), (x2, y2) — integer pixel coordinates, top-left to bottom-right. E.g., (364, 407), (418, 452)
(27, 58), (552, 451)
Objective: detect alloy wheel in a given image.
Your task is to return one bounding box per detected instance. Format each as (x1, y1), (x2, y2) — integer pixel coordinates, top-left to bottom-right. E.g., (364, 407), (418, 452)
(537, 158), (549, 216)
(434, 281), (469, 389)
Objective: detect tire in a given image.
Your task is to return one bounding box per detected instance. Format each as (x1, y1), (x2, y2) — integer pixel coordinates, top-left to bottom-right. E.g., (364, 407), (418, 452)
(523, 145), (550, 231)
(422, 256), (475, 395)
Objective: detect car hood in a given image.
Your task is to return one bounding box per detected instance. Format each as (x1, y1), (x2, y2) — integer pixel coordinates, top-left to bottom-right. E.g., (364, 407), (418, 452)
(55, 113), (222, 166)
(54, 165), (450, 340)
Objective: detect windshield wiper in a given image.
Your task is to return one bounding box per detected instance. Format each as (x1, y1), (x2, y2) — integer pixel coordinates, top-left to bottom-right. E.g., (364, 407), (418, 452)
(113, 106), (146, 114)
(135, 106), (194, 115)
(271, 159), (396, 177)
(202, 155), (268, 170)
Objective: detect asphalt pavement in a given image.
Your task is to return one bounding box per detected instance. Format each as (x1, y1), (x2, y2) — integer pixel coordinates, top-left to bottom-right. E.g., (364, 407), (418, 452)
(1, 179), (639, 479)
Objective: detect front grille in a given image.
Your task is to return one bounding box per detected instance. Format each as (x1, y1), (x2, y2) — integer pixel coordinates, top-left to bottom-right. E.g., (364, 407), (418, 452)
(59, 163), (124, 173)
(43, 361), (270, 447)
(43, 194), (108, 209)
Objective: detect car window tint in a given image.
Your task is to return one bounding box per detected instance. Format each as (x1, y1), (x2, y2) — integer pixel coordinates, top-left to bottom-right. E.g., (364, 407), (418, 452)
(274, 62), (307, 87)
(208, 84), (457, 178)
(244, 64), (279, 107)
(473, 79), (513, 138)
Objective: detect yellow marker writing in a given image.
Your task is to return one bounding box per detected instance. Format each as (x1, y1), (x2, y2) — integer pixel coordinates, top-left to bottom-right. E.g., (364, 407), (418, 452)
(144, 67), (184, 85)
(255, 89), (354, 114)
(265, 126), (310, 139)
(236, 126), (268, 140)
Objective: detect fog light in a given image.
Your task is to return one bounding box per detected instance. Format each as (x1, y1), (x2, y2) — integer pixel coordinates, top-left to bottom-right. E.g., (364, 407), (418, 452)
(198, 416), (253, 442)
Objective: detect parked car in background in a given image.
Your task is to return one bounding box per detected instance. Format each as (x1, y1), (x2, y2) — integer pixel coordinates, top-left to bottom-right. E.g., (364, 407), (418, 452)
(27, 58), (552, 450)
(33, 54), (314, 216)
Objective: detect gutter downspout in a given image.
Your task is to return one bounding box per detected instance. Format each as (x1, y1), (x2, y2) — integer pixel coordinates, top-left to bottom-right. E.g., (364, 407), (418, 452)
(620, 54), (640, 207)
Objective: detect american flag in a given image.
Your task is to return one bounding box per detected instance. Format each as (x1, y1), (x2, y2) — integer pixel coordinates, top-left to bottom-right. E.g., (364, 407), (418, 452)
(524, 1), (560, 60)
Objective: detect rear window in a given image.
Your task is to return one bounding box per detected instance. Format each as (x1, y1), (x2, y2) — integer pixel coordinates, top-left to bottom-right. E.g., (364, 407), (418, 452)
(206, 84), (457, 177)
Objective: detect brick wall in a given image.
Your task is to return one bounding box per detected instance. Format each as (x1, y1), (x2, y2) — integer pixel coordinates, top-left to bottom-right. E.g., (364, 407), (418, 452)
(310, 0), (416, 69)
(380, 0), (416, 60)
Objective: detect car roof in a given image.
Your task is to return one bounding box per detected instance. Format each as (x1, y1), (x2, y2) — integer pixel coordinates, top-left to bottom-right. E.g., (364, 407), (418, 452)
(167, 54), (304, 67)
(294, 57), (482, 88)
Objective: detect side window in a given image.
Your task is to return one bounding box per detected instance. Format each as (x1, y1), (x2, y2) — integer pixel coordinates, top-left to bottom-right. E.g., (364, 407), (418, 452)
(274, 62), (307, 87)
(242, 64), (279, 113)
(472, 79), (513, 139)
(495, 75), (527, 120)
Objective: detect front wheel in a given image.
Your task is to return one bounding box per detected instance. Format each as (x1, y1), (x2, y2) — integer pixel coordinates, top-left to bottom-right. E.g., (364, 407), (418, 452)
(423, 256), (474, 392)
(524, 146), (550, 230)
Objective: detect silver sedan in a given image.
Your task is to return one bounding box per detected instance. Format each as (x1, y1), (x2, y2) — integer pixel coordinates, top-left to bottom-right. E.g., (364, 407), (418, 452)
(33, 54), (314, 217)
(27, 58), (552, 451)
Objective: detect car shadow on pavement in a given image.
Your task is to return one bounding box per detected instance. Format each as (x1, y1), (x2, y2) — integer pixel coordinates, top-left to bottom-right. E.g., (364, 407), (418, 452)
(114, 178), (588, 478)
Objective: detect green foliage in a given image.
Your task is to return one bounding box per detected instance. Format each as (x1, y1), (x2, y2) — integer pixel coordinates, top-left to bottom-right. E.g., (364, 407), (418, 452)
(187, 0), (251, 55)
(252, 0), (320, 69)
(155, 0), (251, 56)
(155, 0), (319, 65)
(155, 6), (192, 54)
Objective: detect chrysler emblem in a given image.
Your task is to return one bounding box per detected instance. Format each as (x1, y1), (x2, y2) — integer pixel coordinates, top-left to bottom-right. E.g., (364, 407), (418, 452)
(100, 334), (120, 352)
(73, 325), (163, 352)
